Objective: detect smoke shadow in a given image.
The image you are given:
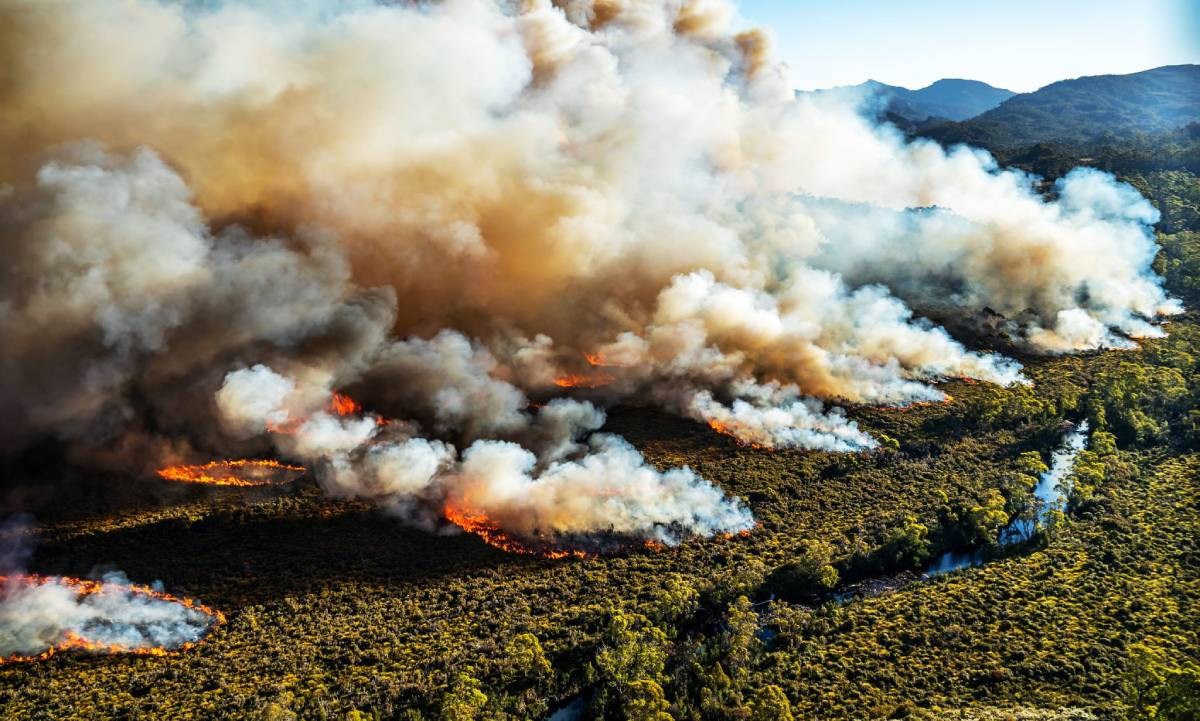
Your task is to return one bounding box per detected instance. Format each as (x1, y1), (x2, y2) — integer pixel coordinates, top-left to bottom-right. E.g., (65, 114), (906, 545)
(26, 503), (536, 609)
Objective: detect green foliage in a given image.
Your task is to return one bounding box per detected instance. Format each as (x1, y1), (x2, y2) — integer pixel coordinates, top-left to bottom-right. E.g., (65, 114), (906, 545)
(1160, 232), (1200, 303)
(4, 319), (1198, 721)
(1016, 450), (1049, 476)
(622, 679), (673, 721)
(1085, 361), (1189, 446)
(768, 539), (839, 598)
(595, 611), (669, 690)
(749, 685), (794, 721)
(1125, 642), (1200, 720)
(721, 596), (760, 674)
(965, 489), (1009, 545)
(502, 633), (551, 684)
(881, 514), (933, 567)
(438, 672), (487, 721)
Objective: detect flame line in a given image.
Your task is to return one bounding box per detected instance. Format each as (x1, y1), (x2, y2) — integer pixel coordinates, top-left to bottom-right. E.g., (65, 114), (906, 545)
(0, 574), (226, 665)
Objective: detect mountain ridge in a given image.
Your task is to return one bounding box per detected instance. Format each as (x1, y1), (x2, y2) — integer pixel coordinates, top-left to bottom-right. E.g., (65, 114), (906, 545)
(797, 78), (1016, 123)
(924, 64), (1200, 149)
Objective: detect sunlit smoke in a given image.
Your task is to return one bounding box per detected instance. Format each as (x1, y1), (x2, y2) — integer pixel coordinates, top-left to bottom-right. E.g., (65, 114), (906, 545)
(215, 365), (755, 552)
(0, 0), (1180, 551)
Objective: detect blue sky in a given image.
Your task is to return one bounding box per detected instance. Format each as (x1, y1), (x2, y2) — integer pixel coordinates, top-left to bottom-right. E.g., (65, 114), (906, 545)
(736, 0), (1200, 92)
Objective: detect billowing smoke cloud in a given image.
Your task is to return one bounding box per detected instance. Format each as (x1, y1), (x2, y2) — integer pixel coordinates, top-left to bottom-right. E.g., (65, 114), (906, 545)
(216, 364), (754, 546)
(0, 1), (1179, 545)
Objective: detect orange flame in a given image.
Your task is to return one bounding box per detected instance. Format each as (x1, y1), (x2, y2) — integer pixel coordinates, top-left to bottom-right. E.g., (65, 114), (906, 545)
(268, 392), (387, 434)
(329, 392), (361, 416)
(443, 505), (589, 559)
(156, 459), (306, 487)
(583, 351), (638, 368)
(0, 574), (225, 665)
(553, 372), (615, 389)
(443, 505), (677, 559)
(706, 420), (768, 450)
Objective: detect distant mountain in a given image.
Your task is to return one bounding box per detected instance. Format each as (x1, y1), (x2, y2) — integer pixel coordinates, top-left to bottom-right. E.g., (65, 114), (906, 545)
(925, 65), (1200, 149)
(798, 78), (1016, 124)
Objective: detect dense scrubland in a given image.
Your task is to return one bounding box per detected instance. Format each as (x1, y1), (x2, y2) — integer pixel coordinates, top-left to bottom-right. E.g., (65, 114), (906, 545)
(2, 141), (1199, 721)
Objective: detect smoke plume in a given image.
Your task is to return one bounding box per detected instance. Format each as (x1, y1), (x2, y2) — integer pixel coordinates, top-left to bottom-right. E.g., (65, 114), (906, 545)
(0, 0), (1179, 547)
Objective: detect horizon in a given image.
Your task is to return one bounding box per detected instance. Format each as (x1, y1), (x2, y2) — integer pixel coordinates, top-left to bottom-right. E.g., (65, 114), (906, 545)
(737, 0), (1200, 92)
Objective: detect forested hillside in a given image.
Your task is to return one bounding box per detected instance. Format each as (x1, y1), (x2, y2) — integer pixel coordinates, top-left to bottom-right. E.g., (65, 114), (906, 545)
(927, 65), (1200, 148)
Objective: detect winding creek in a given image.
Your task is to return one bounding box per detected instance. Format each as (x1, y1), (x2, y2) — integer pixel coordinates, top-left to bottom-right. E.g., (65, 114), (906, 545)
(837, 420), (1091, 599)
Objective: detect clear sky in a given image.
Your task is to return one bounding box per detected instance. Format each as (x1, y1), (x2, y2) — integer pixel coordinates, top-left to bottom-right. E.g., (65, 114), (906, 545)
(736, 0), (1200, 92)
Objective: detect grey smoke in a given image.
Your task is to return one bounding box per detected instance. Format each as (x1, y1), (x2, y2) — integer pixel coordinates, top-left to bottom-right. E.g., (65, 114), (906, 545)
(0, 0), (1180, 544)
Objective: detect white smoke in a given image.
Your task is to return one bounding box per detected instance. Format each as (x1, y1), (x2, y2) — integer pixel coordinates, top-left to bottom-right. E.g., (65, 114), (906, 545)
(450, 433), (754, 543)
(215, 365), (755, 544)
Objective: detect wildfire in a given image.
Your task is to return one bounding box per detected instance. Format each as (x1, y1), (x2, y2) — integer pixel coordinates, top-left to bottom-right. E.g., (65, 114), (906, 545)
(707, 420), (768, 450)
(553, 372), (615, 389)
(329, 392), (362, 416)
(267, 391), (381, 435)
(156, 459), (306, 487)
(443, 505), (589, 559)
(442, 505), (687, 559)
(0, 574), (225, 665)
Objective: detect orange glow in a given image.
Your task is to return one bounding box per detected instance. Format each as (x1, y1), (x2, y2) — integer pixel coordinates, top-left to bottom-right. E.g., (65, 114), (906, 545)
(706, 420), (767, 450)
(443, 505), (589, 560)
(0, 575), (225, 665)
(583, 351), (637, 368)
(156, 459), (305, 487)
(268, 392), (386, 435)
(443, 505), (676, 559)
(553, 372), (615, 389)
(329, 392), (361, 416)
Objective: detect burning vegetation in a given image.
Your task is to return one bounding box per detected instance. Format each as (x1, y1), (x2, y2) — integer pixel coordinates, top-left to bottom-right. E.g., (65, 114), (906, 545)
(441, 504), (689, 559)
(552, 372), (616, 389)
(0, 574), (225, 664)
(156, 459), (306, 487)
(706, 419), (769, 450)
(442, 505), (590, 560)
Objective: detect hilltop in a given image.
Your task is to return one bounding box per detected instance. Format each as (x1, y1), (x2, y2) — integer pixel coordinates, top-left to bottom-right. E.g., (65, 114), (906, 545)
(798, 78), (1015, 124)
(926, 64), (1200, 148)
